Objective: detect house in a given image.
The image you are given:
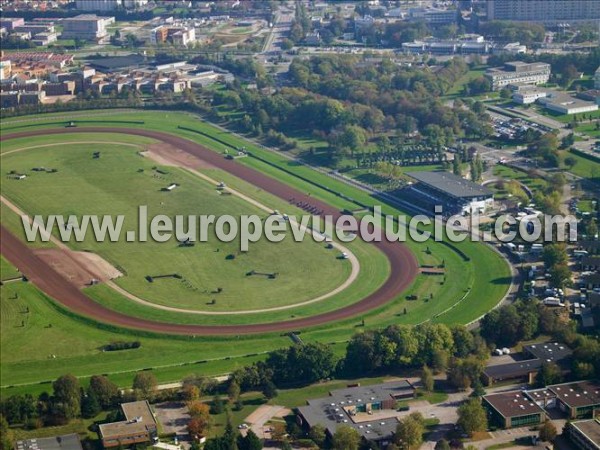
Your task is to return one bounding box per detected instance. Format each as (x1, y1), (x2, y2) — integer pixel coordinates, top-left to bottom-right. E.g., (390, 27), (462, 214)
(98, 400), (158, 448)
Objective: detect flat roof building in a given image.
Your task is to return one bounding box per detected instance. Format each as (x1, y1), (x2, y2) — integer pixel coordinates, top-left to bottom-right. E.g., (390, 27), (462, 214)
(483, 391), (547, 429)
(485, 62), (551, 91)
(538, 92), (599, 115)
(297, 380), (416, 446)
(568, 419), (600, 450)
(62, 14), (113, 43)
(487, 0), (600, 23)
(549, 381), (600, 420)
(15, 435), (83, 450)
(484, 380), (600, 429)
(483, 342), (572, 386)
(98, 400), (158, 448)
(406, 171), (494, 214)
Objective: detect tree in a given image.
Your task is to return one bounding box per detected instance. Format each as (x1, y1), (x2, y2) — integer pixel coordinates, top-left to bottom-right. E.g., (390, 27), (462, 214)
(183, 384), (200, 402)
(435, 439), (451, 450)
(89, 375), (119, 409)
(395, 413), (425, 450)
(210, 395), (224, 415)
(421, 365), (434, 392)
(132, 372), (157, 399)
(0, 414), (15, 450)
(237, 429), (262, 450)
(228, 381), (241, 403)
(536, 362), (563, 387)
(222, 408), (238, 450)
(457, 399), (487, 436)
(453, 154), (462, 176)
(262, 380), (278, 400)
(52, 374), (81, 420)
(188, 416), (210, 440)
(81, 388), (100, 419)
(332, 425), (361, 450)
(309, 424), (327, 447)
(549, 263), (571, 289)
(539, 420), (557, 442)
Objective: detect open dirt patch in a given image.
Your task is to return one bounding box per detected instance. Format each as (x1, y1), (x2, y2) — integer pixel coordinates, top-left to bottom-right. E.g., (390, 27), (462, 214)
(142, 143), (216, 170)
(33, 249), (122, 287)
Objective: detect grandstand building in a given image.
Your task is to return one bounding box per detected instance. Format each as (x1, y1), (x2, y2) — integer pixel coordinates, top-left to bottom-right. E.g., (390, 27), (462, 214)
(404, 171), (493, 215)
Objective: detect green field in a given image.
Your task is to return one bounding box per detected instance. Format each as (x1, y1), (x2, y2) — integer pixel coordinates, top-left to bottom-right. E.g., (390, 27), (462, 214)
(1, 138), (353, 314)
(0, 109), (511, 393)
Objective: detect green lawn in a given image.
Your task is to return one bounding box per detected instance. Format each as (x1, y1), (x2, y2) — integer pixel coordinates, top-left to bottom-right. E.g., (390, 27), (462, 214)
(1, 110), (511, 392)
(1, 139), (351, 314)
(565, 150), (600, 182)
(1, 256), (20, 281)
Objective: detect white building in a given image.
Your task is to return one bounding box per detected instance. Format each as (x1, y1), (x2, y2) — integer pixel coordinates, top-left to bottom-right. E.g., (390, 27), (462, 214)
(538, 92), (599, 115)
(485, 61), (551, 91)
(512, 87), (548, 104)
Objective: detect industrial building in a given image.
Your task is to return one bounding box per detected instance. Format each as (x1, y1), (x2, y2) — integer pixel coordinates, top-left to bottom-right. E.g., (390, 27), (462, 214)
(485, 61), (551, 91)
(297, 381), (416, 447)
(98, 400), (158, 448)
(487, 0), (600, 23)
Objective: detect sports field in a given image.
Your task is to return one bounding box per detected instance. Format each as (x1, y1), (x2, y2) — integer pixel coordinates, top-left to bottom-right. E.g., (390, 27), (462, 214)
(0, 109), (512, 393)
(1, 138), (354, 313)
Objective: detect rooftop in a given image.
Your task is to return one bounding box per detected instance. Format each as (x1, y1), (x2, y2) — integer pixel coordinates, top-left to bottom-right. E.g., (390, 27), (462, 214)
(407, 171), (493, 199)
(547, 380), (600, 409)
(16, 435), (82, 450)
(571, 419), (600, 447)
(483, 391), (546, 418)
(99, 401), (157, 440)
(298, 380), (415, 440)
(524, 342), (573, 365)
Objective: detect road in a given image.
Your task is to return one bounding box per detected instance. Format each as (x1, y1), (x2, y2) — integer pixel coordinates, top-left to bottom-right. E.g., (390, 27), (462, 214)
(262, 6), (294, 55)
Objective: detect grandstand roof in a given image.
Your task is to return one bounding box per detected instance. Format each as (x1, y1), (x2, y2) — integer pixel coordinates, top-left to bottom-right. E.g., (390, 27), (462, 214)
(406, 171), (493, 199)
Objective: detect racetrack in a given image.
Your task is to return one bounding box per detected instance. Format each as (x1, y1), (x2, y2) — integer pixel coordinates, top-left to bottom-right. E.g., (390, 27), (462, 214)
(0, 127), (419, 335)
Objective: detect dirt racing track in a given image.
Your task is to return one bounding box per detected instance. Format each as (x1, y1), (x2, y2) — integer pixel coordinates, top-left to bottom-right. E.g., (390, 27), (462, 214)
(0, 127), (419, 336)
